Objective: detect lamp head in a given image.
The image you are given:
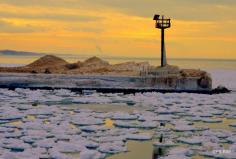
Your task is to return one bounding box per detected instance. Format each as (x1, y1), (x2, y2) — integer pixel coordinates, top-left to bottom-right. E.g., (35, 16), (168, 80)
(153, 14), (160, 20)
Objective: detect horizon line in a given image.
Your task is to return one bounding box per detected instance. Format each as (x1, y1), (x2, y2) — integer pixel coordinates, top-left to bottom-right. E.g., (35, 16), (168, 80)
(0, 49), (235, 61)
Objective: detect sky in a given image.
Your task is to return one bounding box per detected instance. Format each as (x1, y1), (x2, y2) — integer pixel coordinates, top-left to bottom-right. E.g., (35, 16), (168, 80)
(0, 0), (235, 59)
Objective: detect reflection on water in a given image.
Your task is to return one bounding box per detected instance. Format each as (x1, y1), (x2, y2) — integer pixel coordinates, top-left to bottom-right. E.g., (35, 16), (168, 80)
(153, 147), (166, 159)
(9, 120), (23, 126)
(107, 141), (153, 159)
(26, 115), (36, 120)
(105, 118), (114, 128)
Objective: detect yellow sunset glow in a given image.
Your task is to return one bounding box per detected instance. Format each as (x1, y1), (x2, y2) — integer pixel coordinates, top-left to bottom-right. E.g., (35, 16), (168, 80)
(0, 1), (235, 59)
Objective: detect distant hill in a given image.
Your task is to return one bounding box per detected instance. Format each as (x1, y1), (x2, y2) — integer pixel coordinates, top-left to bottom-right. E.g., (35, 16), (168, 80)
(0, 50), (44, 56)
(0, 55), (152, 75)
(27, 55), (68, 68)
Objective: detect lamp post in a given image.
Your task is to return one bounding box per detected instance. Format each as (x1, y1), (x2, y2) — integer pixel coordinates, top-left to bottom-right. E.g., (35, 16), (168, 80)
(153, 14), (171, 67)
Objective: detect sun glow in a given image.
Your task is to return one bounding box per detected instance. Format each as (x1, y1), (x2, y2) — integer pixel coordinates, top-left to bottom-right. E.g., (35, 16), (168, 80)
(0, 1), (235, 59)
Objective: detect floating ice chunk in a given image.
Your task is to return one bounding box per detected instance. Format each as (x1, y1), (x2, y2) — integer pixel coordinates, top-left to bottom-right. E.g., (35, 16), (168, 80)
(168, 147), (193, 156)
(211, 110), (224, 116)
(202, 129), (233, 139)
(229, 123), (236, 128)
(177, 136), (204, 145)
(71, 117), (104, 126)
(160, 154), (191, 159)
(26, 108), (53, 116)
(155, 115), (177, 122)
(33, 138), (55, 149)
(0, 89), (20, 97)
(98, 142), (127, 154)
(80, 125), (109, 133)
(202, 141), (222, 150)
(85, 141), (99, 149)
(53, 89), (75, 97)
(218, 152), (236, 159)
(185, 116), (202, 122)
(126, 133), (152, 141)
(173, 125), (208, 132)
(1, 138), (31, 152)
(72, 95), (112, 104)
(126, 101), (136, 106)
(0, 151), (38, 159)
(0, 114), (24, 121)
(201, 118), (222, 123)
(80, 149), (105, 159)
(95, 135), (126, 143)
(226, 114), (236, 119)
(0, 127), (15, 133)
(24, 129), (51, 138)
(136, 110), (158, 120)
(54, 141), (84, 153)
(153, 140), (177, 148)
(93, 112), (112, 119)
(111, 112), (137, 120)
(114, 121), (157, 129)
(3, 131), (23, 138)
(226, 136), (236, 143)
(155, 107), (183, 115)
(49, 148), (74, 159)
(172, 125), (195, 132)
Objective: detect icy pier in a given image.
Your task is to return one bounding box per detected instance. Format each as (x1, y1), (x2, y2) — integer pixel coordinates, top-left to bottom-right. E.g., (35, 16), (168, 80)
(0, 73), (213, 94)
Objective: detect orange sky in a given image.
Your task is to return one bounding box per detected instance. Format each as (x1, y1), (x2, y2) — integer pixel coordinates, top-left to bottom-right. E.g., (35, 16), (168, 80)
(0, 0), (235, 59)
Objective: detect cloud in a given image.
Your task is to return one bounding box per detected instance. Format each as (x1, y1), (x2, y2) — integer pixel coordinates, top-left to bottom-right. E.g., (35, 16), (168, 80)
(83, 0), (236, 21)
(0, 20), (44, 33)
(0, 0), (235, 59)
(0, 3), (104, 22)
(0, 0), (235, 21)
(0, 12), (103, 22)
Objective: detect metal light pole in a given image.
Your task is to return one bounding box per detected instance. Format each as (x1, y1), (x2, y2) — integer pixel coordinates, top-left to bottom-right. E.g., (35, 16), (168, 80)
(153, 14), (171, 67)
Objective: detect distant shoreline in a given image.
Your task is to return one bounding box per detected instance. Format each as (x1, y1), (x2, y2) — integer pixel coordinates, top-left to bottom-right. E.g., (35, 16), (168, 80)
(1, 56), (235, 70)
(0, 50), (235, 61)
